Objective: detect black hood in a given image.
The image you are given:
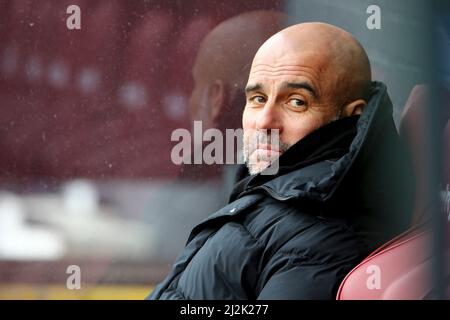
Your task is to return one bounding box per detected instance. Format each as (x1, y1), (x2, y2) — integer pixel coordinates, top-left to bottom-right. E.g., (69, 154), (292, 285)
(231, 81), (415, 245)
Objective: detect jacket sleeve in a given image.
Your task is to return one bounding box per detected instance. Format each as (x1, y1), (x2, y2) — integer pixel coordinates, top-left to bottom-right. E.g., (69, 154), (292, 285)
(256, 252), (359, 299)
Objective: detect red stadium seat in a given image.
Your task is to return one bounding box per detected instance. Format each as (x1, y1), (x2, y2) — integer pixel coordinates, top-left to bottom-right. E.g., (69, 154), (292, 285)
(337, 85), (450, 300)
(337, 223), (450, 299)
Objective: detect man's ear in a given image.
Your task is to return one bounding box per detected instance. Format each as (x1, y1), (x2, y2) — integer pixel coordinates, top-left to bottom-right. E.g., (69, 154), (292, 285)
(342, 99), (366, 117)
(208, 79), (226, 126)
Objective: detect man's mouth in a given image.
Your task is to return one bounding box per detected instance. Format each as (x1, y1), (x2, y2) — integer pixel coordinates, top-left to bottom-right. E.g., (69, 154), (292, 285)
(254, 144), (281, 158)
(255, 143), (280, 153)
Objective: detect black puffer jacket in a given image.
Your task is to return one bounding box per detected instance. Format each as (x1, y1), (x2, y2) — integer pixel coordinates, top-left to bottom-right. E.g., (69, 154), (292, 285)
(148, 82), (414, 300)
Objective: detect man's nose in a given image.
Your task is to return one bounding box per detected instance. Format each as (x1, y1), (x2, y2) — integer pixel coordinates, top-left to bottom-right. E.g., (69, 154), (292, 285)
(255, 100), (282, 131)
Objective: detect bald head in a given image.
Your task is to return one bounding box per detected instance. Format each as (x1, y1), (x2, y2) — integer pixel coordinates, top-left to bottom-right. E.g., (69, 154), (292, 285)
(251, 22), (372, 108)
(243, 23), (372, 174)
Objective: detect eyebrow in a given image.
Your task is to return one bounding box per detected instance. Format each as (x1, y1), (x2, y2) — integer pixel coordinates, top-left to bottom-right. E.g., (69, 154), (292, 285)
(245, 81), (318, 99)
(245, 83), (263, 94)
(283, 81), (318, 99)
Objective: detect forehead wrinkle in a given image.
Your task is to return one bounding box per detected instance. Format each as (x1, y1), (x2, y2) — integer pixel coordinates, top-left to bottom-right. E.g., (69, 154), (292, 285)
(250, 70), (316, 78)
(250, 64), (320, 81)
(252, 62), (316, 68)
(251, 63), (319, 73)
(249, 69), (321, 97)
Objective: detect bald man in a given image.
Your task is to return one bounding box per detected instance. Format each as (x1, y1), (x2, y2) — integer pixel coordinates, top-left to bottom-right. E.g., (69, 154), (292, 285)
(149, 22), (413, 300)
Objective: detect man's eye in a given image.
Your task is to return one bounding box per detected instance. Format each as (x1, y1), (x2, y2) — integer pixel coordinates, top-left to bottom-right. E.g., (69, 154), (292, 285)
(250, 96), (266, 104)
(288, 98), (305, 108)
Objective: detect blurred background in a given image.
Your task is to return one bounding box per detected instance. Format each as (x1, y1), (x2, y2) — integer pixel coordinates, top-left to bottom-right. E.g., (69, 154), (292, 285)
(0, 0), (448, 299)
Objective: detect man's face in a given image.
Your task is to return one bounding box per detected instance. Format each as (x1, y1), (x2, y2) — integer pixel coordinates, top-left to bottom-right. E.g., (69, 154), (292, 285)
(243, 45), (342, 175)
